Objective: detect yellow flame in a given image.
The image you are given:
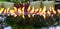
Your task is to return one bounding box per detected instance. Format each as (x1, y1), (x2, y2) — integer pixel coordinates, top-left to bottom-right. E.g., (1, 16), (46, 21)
(14, 14), (17, 17)
(7, 8), (10, 13)
(32, 14), (34, 17)
(51, 14), (53, 17)
(18, 8), (21, 16)
(39, 8), (42, 16)
(28, 6), (30, 12)
(35, 9), (39, 13)
(0, 8), (4, 14)
(57, 9), (60, 14)
(10, 10), (15, 15)
(47, 11), (51, 16)
(22, 7), (25, 19)
(39, 8), (42, 12)
(14, 7), (17, 12)
(30, 6), (34, 13)
(43, 14), (46, 19)
(22, 15), (25, 19)
(49, 6), (52, 11)
(28, 14), (31, 18)
(38, 8), (42, 15)
(41, 6), (46, 15)
(42, 6), (46, 19)
(4, 9), (7, 14)
(27, 6), (31, 18)
(42, 6), (46, 13)
(0, 6), (60, 19)
(22, 7), (24, 15)
(52, 7), (56, 14)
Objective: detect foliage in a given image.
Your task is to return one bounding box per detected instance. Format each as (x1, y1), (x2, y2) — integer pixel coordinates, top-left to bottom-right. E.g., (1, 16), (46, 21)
(4, 14), (59, 29)
(10, 0), (29, 4)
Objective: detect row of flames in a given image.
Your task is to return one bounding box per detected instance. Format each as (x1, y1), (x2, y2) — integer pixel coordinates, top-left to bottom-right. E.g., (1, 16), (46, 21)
(0, 6), (60, 19)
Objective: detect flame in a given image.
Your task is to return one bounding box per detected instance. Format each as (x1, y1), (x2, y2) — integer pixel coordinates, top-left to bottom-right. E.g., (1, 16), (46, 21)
(42, 6), (46, 19)
(57, 9), (60, 14)
(18, 8), (21, 16)
(28, 14), (31, 18)
(22, 14), (25, 19)
(10, 10), (15, 15)
(3, 9), (7, 14)
(0, 8), (4, 14)
(42, 6), (46, 13)
(37, 8), (42, 15)
(7, 8), (10, 13)
(22, 7), (24, 15)
(14, 14), (17, 17)
(28, 6), (30, 12)
(51, 14), (53, 17)
(30, 6), (34, 14)
(22, 7), (25, 19)
(39, 8), (42, 16)
(0, 6), (60, 19)
(52, 7), (56, 14)
(28, 6), (31, 18)
(43, 14), (46, 19)
(32, 14), (34, 17)
(14, 7), (17, 12)
(47, 11), (51, 16)
(49, 6), (52, 11)
(39, 8), (42, 12)
(35, 9), (39, 13)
